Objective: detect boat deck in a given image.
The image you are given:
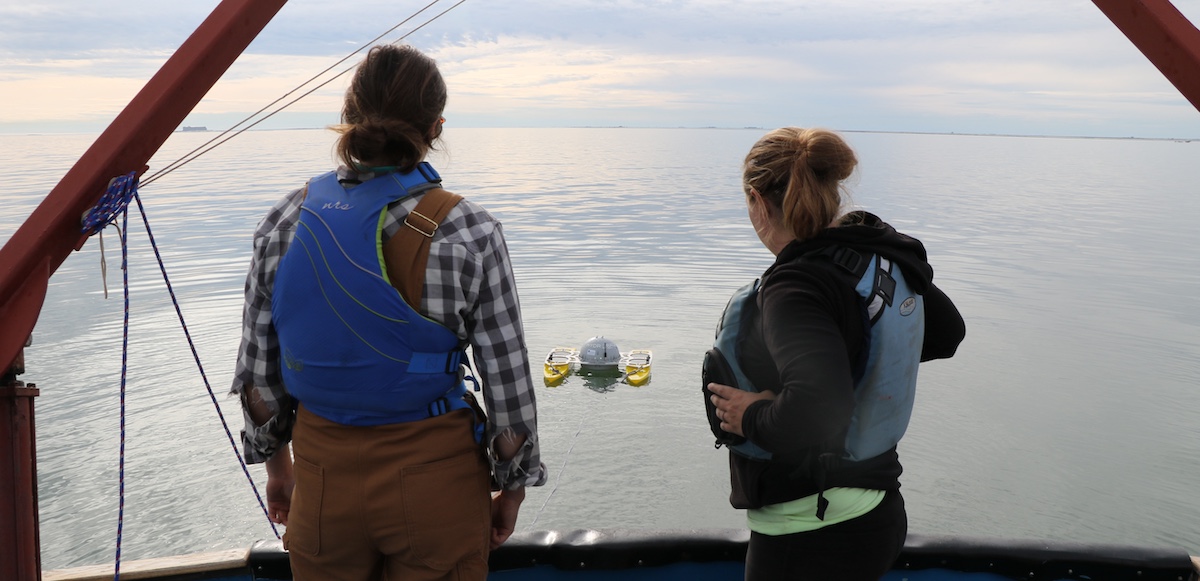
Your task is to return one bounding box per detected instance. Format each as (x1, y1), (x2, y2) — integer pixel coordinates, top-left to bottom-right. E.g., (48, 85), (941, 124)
(42, 530), (1200, 581)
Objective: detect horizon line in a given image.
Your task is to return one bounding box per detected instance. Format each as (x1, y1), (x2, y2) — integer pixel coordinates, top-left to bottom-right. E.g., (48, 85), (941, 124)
(1, 126), (1196, 143)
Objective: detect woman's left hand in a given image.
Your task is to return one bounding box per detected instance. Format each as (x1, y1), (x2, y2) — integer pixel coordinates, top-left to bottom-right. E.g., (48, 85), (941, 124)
(708, 383), (776, 437)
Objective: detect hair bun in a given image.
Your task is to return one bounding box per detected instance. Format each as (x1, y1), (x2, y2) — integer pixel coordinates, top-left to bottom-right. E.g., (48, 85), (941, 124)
(795, 130), (856, 182)
(344, 117), (423, 167)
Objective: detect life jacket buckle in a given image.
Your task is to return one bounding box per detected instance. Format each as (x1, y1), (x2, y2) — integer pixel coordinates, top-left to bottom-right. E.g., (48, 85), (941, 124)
(428, 397), (450, 417)
(829, 246), (867, 276)
(445, 350), (464, 374)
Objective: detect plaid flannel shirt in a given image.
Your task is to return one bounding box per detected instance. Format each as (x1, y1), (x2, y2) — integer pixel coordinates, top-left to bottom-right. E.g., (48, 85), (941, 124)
(231, 166), (546, 490)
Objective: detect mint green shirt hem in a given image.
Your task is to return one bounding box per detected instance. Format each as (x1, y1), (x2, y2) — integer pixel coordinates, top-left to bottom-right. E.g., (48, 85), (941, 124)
(747, 488), (886, 536)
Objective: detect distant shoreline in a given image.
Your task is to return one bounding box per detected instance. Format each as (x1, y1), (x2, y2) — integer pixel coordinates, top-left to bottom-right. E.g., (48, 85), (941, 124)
(2, 126), (1195, 143)
(837, 128), (1195, 143)
(562, 126), (1197, 142)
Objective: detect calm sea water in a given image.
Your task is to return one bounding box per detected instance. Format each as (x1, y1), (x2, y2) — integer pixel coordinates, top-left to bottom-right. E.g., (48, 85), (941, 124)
(1, 128), (1197, 570)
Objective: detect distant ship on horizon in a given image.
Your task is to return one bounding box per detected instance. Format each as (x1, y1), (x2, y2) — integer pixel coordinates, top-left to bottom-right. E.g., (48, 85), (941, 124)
(178, 126), (207, 132)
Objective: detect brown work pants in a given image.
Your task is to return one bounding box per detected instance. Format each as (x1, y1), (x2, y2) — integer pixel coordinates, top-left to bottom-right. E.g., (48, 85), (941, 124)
(284, 406), (491, 581)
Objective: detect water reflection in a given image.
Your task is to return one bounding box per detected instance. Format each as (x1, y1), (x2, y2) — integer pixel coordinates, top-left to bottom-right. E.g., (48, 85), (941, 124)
(574, 367), (629, 394)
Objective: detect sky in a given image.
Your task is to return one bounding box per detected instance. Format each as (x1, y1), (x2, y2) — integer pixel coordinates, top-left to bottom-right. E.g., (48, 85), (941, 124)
(3, 0), (1200, 138)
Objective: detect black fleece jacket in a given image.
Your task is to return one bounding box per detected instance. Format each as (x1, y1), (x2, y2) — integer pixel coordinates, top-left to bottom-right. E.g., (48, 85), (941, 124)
(729, 212), (965, 509)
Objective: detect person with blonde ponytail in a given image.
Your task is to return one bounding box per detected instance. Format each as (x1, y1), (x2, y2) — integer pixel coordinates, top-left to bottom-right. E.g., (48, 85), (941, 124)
(232, 44), (545, 581)
(707, 127), (965, 580)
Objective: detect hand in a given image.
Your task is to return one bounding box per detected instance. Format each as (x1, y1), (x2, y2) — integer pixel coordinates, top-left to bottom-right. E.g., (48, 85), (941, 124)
(264, 447), (295, 526)
(490, 487), (526, 549)
(266, 475), (294, 525)
(708, 383), (776, 437)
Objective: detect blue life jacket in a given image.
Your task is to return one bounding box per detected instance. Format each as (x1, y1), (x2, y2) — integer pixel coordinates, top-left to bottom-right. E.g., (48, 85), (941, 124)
(703, 246), (925, 462)
(271, 164), (469, 426)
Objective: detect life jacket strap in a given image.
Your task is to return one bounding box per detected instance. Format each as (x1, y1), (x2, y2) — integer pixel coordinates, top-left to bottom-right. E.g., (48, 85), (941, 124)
(407, 349), (465, 374)
(827, 246), (869, 277)
(821, 246), (897, 322)
(867, 257), (896, 322)
(814, 452), (839, 520)
(426, 382), (468, 417)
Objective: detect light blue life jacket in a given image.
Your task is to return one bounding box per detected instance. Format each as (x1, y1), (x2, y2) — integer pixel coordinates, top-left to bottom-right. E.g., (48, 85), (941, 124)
(271, 163), (469, 426)
(706, 247), (925, 462)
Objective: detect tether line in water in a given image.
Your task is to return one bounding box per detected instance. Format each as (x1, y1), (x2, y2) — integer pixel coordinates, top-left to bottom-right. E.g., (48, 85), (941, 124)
(140, 0), (468, 189)
(526, 395), (601, 530)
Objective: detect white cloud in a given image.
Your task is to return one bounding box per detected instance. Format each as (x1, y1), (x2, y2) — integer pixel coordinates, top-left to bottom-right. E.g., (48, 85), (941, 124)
(0, 52), (348, 124)
(432, 36), (827, 117)
(0, 75), (143, 123)
(197, 54), (350, 114)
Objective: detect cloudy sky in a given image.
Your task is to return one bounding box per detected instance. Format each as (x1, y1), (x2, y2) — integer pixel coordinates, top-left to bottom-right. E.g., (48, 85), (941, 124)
(3, 0), (1200, 138)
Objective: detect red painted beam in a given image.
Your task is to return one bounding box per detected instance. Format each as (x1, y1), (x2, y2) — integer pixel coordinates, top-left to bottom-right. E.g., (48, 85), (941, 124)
(0, 0), (289, 374)
(1093, 0), (1200, 113)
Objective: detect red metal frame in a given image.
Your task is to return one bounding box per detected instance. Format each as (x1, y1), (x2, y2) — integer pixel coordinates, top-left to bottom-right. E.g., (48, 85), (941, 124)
(0, 1), (287, 579)
(0, 384), (39, 581)
(1093, 0), (1200, 113)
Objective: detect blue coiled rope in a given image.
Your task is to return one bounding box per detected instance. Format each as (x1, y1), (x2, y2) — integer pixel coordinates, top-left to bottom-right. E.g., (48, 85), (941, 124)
(81, 172), (139, 234)
(82, 172), (280, 581)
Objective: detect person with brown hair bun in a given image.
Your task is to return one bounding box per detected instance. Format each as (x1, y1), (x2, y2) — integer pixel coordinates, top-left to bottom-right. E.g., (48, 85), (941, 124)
(232, 44), (545, 581)
(706, 127), (965, 580)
